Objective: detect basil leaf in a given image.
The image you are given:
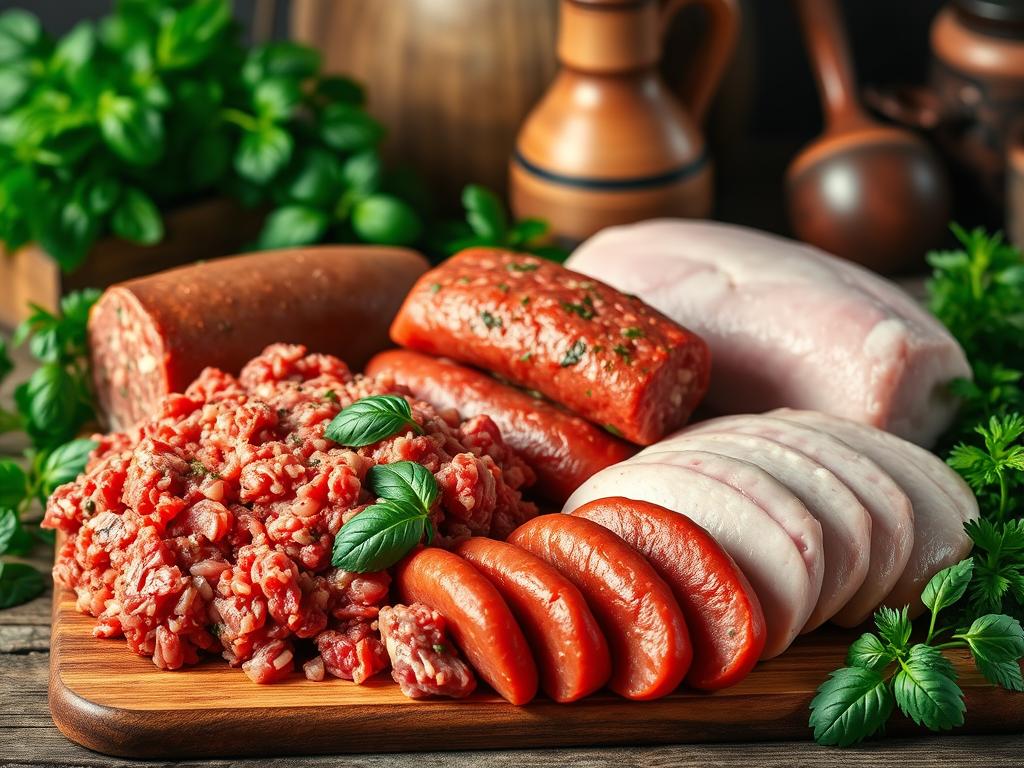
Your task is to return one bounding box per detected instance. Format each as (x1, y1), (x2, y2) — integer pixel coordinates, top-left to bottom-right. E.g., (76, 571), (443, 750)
(892, 645), (965, 731)
(111, 186), (163, 245)
(341, 151), (382, 200)
(0, 461), (28, 509)
(352, 194), (422, 246)
(508, 218), (548, 248)
(189, 130), (231, 190)
(52, 21), (95, 76)
(809, 666), (894, 747)
(368, 461), (439, 515)
(0, 561), (46, 609)
(0, 10), (42, 64)
(874, 605), (912, 651)
(331, 501), (427, 572)
(846, 633), (894, 673)
(98, 92), (164, 166)
(320, 103), (383, 153)
(235, 123), (292, 184)
(0, 65), (30, 111)
(921, 559), (974, 615)
(156, 0), (231, 70)
(243, 42), (320, 85)
(33, 195), (96, 271)
(257, 205), (328, 250)
(18, 363), (78, 444)
(0, 508), (33, 556)
(955, 613), (1024, 664)
(253, 79), (301, 122)
(325, 395), (423, 448)
(975, 657), (1024, 692)
(284, 148), (343, 207)
(462, 184), (507, 242)
(37, 438), (95, 498)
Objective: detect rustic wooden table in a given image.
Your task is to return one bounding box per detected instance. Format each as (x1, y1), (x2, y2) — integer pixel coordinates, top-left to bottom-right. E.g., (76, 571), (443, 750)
(2, 324), (1022, 767)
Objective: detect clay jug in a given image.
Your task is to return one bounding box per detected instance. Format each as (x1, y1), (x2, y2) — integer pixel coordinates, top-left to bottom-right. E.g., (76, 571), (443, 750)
(510, 0), (739, 243)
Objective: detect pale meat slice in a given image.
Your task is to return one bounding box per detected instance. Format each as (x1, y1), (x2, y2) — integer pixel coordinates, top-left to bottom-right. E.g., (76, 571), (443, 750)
(677, 413), (914, 626)
(770, 409), (976, 615)
(636, 431), (871, 632)
(563, 462), (816, 659)
(566, 219), (971, 447)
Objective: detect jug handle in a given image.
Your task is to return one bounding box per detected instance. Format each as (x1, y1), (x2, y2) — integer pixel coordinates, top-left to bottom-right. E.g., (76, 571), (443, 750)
(661, 0), (740, 124)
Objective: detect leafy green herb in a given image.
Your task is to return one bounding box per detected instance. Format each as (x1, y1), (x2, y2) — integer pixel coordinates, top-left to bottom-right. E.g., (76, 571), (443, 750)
(480, 311), (502, 330)
(434, 185), (568, 261)
(0, 4), (426, 268)
(561, 300), (596, 320)
(622, 326), (644, 339)
(560, 340), (586, 367)
(0, 562), (45, 609)
(810, 561), (1024, 746)
(331, 500), (429, 573)
(325, 395), (423, 448)
(367, 461), (439, 518)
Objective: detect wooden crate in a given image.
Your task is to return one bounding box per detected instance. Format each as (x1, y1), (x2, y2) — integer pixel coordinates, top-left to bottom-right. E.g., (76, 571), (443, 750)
(0, 198), (264, 329)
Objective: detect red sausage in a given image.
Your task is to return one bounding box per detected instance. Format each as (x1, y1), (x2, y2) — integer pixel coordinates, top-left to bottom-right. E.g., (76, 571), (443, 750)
(394, 547), (538, 705)
(366, 350), (636, 503)
(389, 248), (710, 445)
(89, 246), (428, 430)
(506, 515), (691, 700)
(454, 537), (612, 702)
(571, 497), (766, 690)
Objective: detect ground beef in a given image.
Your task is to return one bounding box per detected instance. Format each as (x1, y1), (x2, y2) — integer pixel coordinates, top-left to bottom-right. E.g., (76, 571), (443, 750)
(378, 603), (476, 699)
(44, 343), (537, 682)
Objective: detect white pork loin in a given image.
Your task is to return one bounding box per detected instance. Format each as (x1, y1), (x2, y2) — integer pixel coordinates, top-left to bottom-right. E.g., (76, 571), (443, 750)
(567, 220), (971, 447)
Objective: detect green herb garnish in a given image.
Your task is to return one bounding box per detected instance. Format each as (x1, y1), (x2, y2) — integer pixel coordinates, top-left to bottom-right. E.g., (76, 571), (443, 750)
(560, 340), (586, 367)
(622, 327), (644, 339)
(331, 462), (439, 572)
(481, 311), (502, 330)
(810, 562), (1023, 746)
(561, 300), (596, 320)
(325, 394), (423, 448)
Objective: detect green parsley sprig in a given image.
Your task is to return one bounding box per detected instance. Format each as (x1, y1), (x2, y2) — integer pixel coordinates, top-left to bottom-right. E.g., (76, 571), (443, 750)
(810, 561), (1024, 746)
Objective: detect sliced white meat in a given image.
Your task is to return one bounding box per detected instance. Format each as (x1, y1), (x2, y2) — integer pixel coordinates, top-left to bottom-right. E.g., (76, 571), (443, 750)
(635, 432), (871, 632)
(675, 413), (914, 626)
(566, 219), (971, 447)
(563, 462), (816, 658)
(770, 409), (976, 614)
(773, 409), (979, 524)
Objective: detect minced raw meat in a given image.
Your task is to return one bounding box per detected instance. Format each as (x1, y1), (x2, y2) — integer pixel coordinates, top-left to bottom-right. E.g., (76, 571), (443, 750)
(44, 343), (537, 683)
(378, 603), (476, 699)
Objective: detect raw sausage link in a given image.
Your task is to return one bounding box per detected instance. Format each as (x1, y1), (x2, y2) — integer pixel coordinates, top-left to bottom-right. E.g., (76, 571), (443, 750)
(89, 246), (428, 430)
(389, 248), (710, 445)
(455, 537), (612, 703)
(394, 547), (538, 705)
(366, 349), (636, 503)
(507, 514), (691, 700)
(570, 497), (766, 690)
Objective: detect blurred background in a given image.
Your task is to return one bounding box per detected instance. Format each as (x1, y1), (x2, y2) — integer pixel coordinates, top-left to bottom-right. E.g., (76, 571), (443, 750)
(9, 0), (946, 231)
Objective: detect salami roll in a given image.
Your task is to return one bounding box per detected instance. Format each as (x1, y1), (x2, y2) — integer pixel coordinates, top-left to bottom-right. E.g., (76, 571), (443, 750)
(389, 249), (710, 445)
(365, 349), (635, 504)
(89, 246), (428, 430)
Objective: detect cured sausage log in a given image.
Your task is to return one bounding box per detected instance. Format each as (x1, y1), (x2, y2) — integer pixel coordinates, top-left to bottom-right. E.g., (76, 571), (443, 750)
(89, 246), (429, 430)
(366, 350), (636, 503)
(507, 514), (691, 700)
(389, 248), (710, 445)
(455, 537), (611, 703)
(394, 547), (538, 705)
(570, 497), (765, 691)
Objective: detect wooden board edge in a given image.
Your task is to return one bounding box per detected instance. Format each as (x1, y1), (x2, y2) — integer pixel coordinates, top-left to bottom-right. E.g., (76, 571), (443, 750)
(48, 587), (1024, 759)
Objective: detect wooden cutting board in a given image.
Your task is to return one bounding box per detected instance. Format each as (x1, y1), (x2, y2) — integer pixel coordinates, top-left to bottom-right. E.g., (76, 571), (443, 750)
(48, 589), (1024, 759)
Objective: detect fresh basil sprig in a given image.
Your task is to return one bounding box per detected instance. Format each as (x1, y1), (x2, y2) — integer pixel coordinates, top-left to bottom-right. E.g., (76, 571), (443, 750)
(810, 560), (1024, 746)
(325, 394), (423, 448)
(0, 561), (45, 610)
(331, 460), (438, 572)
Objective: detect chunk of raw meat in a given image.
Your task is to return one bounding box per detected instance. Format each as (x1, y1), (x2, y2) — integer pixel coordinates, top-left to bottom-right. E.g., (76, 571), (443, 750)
(378, 603), (476, 700)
